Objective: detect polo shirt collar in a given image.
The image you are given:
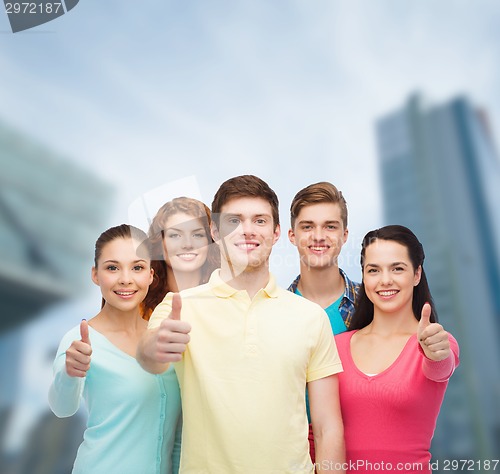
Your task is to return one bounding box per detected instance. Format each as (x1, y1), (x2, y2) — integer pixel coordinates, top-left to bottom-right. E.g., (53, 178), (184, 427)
(209, 270), (279, 299)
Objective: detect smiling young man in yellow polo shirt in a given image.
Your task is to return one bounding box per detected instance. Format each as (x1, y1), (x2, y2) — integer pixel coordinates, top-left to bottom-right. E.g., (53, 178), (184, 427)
(138, 175), (345, 474)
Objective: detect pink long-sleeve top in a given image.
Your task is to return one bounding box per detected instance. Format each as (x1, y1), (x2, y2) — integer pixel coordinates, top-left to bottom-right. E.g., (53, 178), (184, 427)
(335, 330), (459, 474)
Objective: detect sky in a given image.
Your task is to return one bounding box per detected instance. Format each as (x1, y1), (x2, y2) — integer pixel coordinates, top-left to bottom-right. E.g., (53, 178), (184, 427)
(1, 0), (500, 452)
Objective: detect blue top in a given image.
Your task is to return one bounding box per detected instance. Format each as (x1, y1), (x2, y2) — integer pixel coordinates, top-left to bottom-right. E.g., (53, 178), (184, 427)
(288, 268), (360, 329)
(49, 325), (182, 474)
(295, 290), (346, 335)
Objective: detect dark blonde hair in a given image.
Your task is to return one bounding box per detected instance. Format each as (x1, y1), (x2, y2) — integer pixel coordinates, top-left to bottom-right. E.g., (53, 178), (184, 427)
(142, 197), (220, 318)
(290, 181), (348, 229)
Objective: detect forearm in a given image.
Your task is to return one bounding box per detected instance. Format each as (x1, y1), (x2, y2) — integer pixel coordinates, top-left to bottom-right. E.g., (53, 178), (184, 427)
(136, 327), (171, 374)
(314, 427), (346, 473)
(48, 359), (84, 417)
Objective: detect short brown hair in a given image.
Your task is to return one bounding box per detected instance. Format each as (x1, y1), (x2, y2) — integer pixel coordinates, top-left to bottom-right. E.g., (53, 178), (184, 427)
(211, 175), (280, 229)
(290, 182), (348, 229)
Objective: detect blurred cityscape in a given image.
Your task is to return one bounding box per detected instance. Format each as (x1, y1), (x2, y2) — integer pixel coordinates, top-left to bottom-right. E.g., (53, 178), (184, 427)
(1, 90), (499, 472)
(376, 93), (500, 468)
(0, 121), (112, 473)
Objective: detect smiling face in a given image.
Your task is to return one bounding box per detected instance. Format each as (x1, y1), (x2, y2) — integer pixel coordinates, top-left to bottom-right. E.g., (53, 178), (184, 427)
(213, 197), (280, 275)
(288, 202), (348, 270)
(362, 239), (421, 317)
(92, 237), (154, 313)
(162, 212), (210, 276)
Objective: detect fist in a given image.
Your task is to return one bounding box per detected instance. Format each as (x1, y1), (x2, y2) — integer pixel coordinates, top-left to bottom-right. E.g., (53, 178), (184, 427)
(65, 319), (92, 377)
(417, 303), (451, 361)
(154, 293), (192, 363)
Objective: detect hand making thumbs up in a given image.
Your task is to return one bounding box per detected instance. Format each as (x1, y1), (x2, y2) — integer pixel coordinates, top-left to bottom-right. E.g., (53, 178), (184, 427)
(66, 319), (93, 377)
(417, 302), (451, 361)
(155, 293), (192, 363)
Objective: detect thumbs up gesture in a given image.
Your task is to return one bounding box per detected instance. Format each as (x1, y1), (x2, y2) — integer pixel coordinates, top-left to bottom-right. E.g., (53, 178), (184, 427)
(65, 319), (93, 377)
(417, 303), (450, 361)
(155, 293), (192, 363)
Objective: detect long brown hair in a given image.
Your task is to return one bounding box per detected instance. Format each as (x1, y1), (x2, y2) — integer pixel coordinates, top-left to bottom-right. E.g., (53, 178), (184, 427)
(350, 225), (437, 330)
(142, 197), (220, 319)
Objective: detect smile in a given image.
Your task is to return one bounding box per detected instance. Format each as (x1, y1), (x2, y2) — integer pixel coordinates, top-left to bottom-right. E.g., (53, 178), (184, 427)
(377, 290), (399, 297)
(114, 290), (137, 298)
(176, 253), (198, 261)
(236, 242), (259, 250)
(309, 245), (329, 253)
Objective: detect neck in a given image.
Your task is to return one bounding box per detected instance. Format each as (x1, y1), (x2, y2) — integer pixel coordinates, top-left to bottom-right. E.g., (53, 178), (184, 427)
(95, 305), (144, 332)
(365, 308), (418, 336)
(297, 264), (344, 308)
(166, 268), (202, 292)
(219, 262), (270, 299)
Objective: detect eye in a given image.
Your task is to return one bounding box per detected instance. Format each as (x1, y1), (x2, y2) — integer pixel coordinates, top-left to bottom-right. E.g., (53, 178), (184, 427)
(366, 268), (378, 274)
(106, 265), (118, 271)
(326, 225), (338, 230)
(133, 265), (145, 271)
(255, 218), (267, 225)
(166, 232), (181, 239)
(301, 225), (312, 231)
(393, 266), (405, 272)
(228, 217), (240, 225)
(193, 232), (207, 239)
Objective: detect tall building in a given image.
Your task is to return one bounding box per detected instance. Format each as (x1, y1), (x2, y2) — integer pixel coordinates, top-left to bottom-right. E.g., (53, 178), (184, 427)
(376, 94), (500, 463)
(0, 120), (112, 473)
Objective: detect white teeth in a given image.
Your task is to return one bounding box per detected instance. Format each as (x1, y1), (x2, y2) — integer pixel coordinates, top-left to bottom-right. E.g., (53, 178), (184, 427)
(311, 247), (327, 251)
(116, 291), (135, 296)
(378, 290), (398, 296)
(238, 243), (257, 249)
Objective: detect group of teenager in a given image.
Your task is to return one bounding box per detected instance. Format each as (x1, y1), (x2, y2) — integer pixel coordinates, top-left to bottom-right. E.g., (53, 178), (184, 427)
(48, 175), (459, 474)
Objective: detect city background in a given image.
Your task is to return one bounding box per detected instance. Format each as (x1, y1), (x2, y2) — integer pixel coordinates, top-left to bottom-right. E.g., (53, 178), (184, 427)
(0, 1), (499, 472)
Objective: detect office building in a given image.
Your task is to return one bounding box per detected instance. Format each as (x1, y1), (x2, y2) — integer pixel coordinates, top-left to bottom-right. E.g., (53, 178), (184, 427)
(376, 94), (500, 462)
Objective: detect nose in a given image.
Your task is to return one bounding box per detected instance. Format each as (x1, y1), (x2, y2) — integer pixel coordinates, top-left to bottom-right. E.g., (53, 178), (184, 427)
(312, 226), (325, 241)
(181, 234), (194, 249)
(380, 269), (393, 285)
(118, 269), (133, 285)
(240, 219), (255, 236)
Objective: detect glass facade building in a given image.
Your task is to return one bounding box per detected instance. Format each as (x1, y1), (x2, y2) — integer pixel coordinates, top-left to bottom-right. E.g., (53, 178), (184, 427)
(376, 94), (500, 463)
(0, 121), (112, 473)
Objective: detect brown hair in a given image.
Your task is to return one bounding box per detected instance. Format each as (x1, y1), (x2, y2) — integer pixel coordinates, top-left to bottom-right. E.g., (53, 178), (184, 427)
(211, 175), (280, 229)
(94, 224), (151, 309)
(290, 181), (348, 229)
(142, 197), (220, 319)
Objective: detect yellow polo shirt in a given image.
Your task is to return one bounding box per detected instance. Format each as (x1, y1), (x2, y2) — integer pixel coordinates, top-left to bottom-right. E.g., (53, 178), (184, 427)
(149, 270), (342, 474)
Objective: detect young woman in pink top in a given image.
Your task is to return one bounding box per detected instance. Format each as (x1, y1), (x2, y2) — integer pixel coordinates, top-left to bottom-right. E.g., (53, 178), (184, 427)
(335, 225), (459, 474)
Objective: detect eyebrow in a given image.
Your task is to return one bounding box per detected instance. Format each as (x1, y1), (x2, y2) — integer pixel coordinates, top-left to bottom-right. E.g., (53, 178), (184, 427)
(298, 219), (340, 225)
(365, 261), (408, 267)
(102, 259), (148, 264)
(224, 213), (271, 219)
(165, 226), (205, 232)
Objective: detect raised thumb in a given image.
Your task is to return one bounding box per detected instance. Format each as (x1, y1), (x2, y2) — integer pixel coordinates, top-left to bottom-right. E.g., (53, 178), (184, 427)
(80, 319), (91, 345)
(419, 302), (432, 330)
(169, 293), (182, 321)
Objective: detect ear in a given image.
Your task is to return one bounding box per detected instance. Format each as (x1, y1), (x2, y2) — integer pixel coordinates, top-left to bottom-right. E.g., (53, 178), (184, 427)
(272, 224), (281, 245)
(210, 221), (220, 243)
(91, 266), (99, 286)
(149, 267), (154, 285)
(414, 265), (422, 286)
(288, 228), (297, 246)
(342, 227), (349, 245)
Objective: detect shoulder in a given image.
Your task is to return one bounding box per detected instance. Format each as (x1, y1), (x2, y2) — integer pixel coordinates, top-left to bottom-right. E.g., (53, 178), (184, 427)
(334, 330), (354, 350)
(276, 286), (323, 310)
(286, 274), (300, 293)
